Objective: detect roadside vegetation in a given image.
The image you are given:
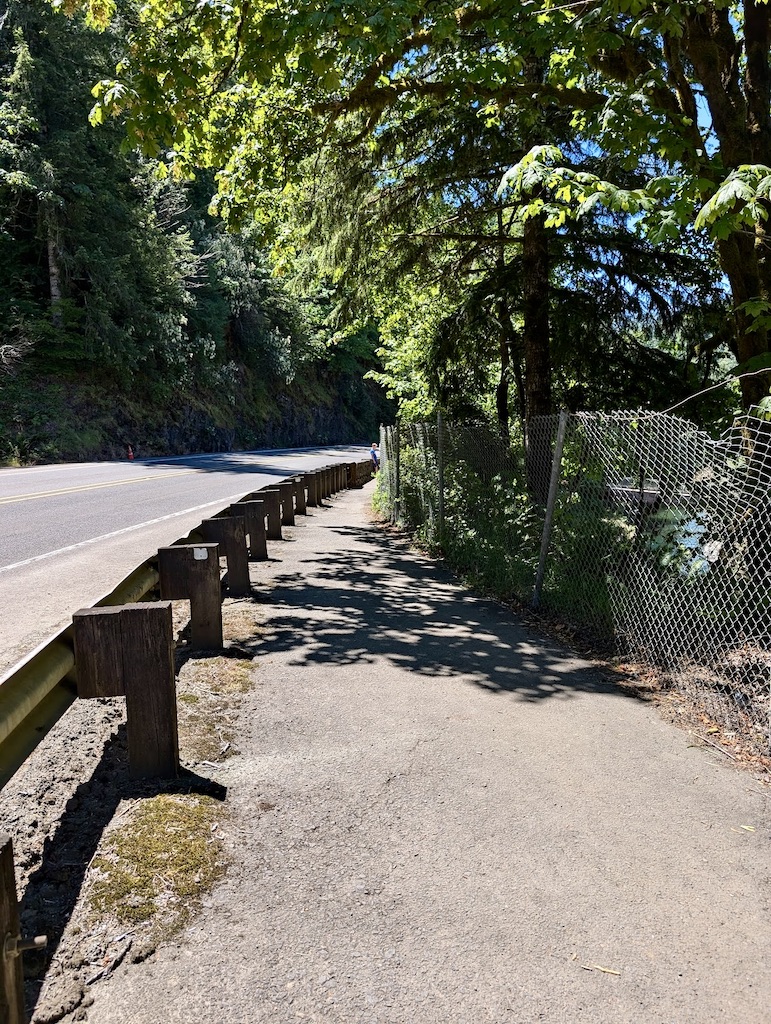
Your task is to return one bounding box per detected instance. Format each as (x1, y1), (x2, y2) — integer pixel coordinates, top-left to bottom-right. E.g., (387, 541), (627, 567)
(4, 3), (771, 455)
(0, 4), (392, 462)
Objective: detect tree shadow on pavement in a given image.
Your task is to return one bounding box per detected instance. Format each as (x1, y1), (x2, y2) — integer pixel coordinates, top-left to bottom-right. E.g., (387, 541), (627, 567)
(260, 524), (630, 703)
(142, 447), (365, 476)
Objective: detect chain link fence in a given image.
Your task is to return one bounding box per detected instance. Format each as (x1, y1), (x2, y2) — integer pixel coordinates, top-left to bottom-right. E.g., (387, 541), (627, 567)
(377, 411), (771, 755)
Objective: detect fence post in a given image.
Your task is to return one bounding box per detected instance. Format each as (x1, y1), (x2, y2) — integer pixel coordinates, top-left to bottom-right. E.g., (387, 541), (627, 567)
(73, 603), (179, 779)
(437, 410), (445, 541)
(393, 423), (401, 524)
(158, 544), (223, 649)
(532, 411), (569, 610)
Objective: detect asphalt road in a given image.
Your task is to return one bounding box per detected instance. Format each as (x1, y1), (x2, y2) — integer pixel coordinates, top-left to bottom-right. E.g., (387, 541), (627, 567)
(0, 446), (367, 674)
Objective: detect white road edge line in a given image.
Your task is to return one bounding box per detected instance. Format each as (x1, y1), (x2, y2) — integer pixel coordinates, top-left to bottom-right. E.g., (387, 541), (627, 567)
(0, 491), (250, 574)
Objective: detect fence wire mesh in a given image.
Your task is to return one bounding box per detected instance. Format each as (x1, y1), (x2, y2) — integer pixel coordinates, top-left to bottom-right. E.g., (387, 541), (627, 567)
(378, 411), (771, 754)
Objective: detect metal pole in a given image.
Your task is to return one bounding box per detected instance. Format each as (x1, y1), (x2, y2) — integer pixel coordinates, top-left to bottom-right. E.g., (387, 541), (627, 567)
(394, 422), (401, 524)
(437, 410), (445, 540)
(532, 410), (569, 610)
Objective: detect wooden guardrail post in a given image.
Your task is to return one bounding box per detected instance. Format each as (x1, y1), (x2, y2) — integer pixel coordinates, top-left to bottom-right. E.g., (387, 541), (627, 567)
(293, 477), (307, 515)
(278, 482), (295, 526)
(305, 471), (319, 507)
(0, 834), (32, 1024)
(73, 603), (179, 779)
(158, 544), (223, 650)
(323, 466), (332, 498)
(260, 488), (282, 540)
(232, 500), (268, 560)
(200, 517), (251, 596)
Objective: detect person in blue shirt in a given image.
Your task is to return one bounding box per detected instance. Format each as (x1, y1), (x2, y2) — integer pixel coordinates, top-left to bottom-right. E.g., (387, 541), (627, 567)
(370, 442), (380, 472)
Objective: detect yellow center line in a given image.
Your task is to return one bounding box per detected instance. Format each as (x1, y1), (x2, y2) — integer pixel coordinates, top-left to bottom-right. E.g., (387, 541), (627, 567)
(0, 470), (200, 506)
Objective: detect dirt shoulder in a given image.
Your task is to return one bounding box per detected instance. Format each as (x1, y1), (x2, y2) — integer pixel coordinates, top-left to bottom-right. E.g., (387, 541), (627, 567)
(4, 485), (770, 1024)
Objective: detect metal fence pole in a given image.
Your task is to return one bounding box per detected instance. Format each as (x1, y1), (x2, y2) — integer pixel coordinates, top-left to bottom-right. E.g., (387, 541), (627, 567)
(393, 422), (401, 524)
(532, 411), (569, 610)
(437, 410), (445, 540)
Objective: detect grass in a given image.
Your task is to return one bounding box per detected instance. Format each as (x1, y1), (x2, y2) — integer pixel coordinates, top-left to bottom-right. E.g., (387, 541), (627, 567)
(176, 656), (255, 762)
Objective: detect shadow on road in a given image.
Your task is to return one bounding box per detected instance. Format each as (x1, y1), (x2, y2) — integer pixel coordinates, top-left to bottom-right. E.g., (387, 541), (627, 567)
(139, 446), (366, 475)
(260, 523), (629, 703)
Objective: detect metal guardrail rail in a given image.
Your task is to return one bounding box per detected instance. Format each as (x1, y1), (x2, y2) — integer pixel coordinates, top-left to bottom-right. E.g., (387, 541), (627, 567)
(0, 460), (373, 791)
(0, 538), (190, 791)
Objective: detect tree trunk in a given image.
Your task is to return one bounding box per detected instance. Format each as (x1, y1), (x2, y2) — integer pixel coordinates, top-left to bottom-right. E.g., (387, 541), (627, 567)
(683, 7), (771, 406)
(496, 297), (511, 439)
(47, 226), (63, 329)
(522, 214), (552, 420)
(522, 213), (553, 500)
(716, 233), (771, 406)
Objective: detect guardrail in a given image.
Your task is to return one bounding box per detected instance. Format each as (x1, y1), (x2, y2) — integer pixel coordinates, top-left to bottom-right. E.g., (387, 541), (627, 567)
(0, 460), (372, 788)
(0, 459), (373, 1021)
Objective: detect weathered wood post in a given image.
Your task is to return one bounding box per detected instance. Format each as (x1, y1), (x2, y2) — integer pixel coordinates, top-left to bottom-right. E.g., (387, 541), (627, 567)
(293, 477), (307, 515)
(260, 488), (283, 540)
(278, 482), (295, 526)
(0, 834), (36, 1024)
(73, 603), (179, 779)
(200, 517), (251, 597)
(305, 471), (319, 507)
(232, 500), (268, 560)
(158, 544), (223, 649)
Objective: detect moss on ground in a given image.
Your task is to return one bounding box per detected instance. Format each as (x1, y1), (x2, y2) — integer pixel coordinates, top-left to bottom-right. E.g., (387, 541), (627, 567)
(89, 795), (227, 932)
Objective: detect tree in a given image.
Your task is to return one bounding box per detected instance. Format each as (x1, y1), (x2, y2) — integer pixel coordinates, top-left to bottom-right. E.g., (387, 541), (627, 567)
(57, 0), (770, 411)
(285, 93), (726, 438)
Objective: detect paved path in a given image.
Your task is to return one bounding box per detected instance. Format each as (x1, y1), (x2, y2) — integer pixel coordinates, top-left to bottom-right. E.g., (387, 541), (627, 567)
(87, 486), (770, 1023)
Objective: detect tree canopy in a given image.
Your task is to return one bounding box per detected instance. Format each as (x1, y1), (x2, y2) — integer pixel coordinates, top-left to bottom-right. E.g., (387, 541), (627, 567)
(0, 0), (392, 462)
(52, 0), (771, 419)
